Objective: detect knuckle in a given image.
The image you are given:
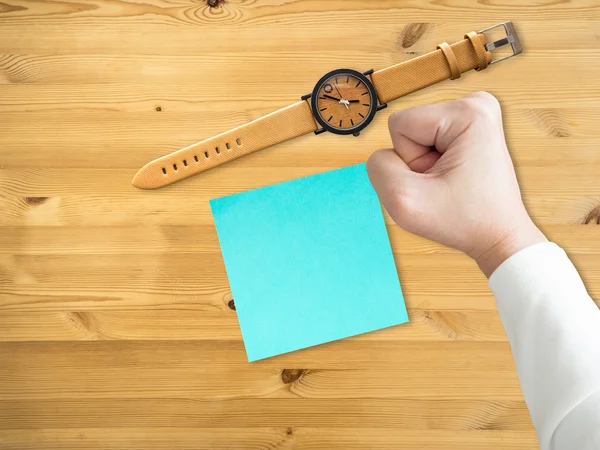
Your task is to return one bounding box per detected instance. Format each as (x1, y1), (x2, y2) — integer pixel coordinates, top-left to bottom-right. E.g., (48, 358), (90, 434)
(387, 110), (403, 131)
(366, 149), (386, 170)
(366, 149), (393, 183)
(468, 90), (498, 104)
(459, 91), (502, 120)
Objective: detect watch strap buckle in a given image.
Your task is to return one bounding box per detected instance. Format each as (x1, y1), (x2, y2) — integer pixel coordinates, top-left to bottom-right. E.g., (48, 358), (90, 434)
(479, 21), (522, 65)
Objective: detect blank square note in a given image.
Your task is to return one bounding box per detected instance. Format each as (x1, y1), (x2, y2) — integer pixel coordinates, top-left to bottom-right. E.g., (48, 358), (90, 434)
(210, 163), (408, 361)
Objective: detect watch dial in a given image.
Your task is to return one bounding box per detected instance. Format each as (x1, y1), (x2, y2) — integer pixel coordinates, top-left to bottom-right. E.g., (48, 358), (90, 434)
(314, 72), (374, 132)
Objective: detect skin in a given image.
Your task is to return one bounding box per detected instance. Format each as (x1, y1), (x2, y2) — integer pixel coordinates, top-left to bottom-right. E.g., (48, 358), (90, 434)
(367, 91), (547, 277)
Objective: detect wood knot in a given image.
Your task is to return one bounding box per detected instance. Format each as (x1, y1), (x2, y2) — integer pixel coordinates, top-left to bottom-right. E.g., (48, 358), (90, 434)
(583, 205), (600, 224)
(0, 3), (27, 13)
(528, 109), (571, 138)
(227, 299), (236, 310)
(155, 106), (162, 112)
(63, 311), (101, 339)
(286, 428), (294, 436)
(207, 0), (224, 7)
(24, 196), (49, 206)
(66, 311), (92, 330)
(400, 23), (429, 49)
(419, 310), (459, 340)
(281, 369), (306, 384)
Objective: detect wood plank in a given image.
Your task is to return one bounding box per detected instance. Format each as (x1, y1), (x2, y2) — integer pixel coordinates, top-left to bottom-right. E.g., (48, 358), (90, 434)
(0, 341), (522, 401)
(0, 398), (533, 430)
(0, 365), (523, 401)
(0, 310), (508, 342)
(2, 19), (600, 54)
(1, 0), (600, 26)
(0, 428), (540, 450)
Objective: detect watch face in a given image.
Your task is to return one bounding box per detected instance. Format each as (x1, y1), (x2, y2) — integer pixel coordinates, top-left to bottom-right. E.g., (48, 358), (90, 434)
(310, 68), (378, 135)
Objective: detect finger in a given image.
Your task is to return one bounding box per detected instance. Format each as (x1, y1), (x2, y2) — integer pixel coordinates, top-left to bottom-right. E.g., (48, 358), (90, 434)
(367, 148), (415, 195)
(387, 114), (437, 173)
(388, 99), (474, 161)
(390, 130), (441, 173)
(367, 149), (429, 229)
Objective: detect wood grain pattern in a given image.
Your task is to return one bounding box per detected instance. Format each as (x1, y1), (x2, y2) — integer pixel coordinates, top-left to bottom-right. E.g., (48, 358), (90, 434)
(0, 429), (540, 450)
(1, 1), (600, 448)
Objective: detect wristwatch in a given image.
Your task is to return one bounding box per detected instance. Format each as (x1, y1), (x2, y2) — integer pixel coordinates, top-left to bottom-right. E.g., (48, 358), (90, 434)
(133, 22), (521, 189)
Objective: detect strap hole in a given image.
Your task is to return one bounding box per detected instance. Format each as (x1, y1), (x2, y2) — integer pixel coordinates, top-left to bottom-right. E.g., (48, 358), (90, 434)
(236, 138), (241, 146)
(194, 155), (198, 162)
(162, 168), (167, 175)
(173, 164), (178, 171)
(183, 160), (187, 167)
(204, 151), (209, 158)
(226, 142), (231, 149)
(216, 147), (220, 154)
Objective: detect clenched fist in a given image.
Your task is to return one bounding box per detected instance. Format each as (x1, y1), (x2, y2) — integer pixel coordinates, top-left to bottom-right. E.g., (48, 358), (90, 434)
(367, 92), (546, 277)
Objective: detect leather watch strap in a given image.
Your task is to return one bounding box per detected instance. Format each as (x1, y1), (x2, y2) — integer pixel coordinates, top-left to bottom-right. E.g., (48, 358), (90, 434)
(371, 32), (492, 104)
(134, 28), (508, 190)
(132, 100), (317, 189)
(436, 42), (461, 80)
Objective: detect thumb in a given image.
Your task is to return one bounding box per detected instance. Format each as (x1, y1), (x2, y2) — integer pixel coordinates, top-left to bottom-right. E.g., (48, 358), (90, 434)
(367, 148), (439, 234)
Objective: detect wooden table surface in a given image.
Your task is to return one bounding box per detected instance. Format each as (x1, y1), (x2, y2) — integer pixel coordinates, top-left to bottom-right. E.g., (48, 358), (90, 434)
(2, 1), (600, 449)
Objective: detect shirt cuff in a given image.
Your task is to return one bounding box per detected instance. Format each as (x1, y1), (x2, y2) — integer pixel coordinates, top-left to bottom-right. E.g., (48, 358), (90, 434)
(488, 242), (581, 300)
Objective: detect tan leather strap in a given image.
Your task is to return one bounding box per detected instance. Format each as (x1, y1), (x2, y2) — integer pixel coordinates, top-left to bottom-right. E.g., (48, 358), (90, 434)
(437, 42), (461, 80)
(464, 31), (489, 71)
(371, 32), (492, 104)
(132, 100), (317, 189)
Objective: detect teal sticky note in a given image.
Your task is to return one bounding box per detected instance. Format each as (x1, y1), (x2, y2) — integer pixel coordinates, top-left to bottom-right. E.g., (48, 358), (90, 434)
(210, 163), (408, 361)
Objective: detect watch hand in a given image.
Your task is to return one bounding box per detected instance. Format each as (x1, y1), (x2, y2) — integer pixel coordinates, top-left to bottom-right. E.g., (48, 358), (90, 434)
(324, 94), (341, 101)
(334, 83), (344, 99)
(332, 83), (350, 109)
(347, 100), (360, 103)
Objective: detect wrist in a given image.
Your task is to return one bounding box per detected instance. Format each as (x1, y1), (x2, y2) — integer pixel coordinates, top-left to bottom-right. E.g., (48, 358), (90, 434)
(474, 219), (548, 278)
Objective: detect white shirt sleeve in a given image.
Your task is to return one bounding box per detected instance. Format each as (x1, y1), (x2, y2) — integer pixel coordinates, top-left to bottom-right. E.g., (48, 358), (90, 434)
(489, 242), (600, 450)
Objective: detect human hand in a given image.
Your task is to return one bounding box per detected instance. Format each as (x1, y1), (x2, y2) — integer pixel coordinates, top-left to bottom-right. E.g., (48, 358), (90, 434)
(367, 92), (547, 277)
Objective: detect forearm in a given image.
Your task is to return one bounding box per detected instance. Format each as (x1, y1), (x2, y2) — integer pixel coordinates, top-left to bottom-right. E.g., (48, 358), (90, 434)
(489, 242), (600, 450)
